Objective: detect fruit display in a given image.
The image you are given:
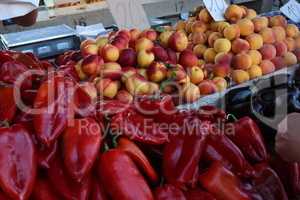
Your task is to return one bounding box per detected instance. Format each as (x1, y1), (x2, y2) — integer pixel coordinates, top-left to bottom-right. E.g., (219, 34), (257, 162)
(1, 1), (300, 199)
(55, 4), (300, 104)
(0, 49), (299, 199)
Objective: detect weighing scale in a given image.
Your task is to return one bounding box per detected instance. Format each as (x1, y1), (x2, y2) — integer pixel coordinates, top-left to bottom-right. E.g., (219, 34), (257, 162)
(0, 25), (80, 59)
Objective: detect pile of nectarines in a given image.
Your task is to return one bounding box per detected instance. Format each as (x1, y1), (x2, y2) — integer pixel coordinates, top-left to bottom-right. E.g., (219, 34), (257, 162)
(73, 4), (300, 103)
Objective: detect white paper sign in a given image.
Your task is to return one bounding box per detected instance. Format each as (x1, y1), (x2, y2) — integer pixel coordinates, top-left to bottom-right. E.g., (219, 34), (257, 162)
(106, 0), (150, 30)
(203, 0), (228, 21)
(280, 0), (300, 23)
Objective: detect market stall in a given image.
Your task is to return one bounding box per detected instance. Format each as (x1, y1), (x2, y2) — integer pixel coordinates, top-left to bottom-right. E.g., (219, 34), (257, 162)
(0, 0), (300, 199)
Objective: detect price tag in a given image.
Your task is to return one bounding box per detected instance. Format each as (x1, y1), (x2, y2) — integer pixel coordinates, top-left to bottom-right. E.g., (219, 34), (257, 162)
(106, 0), (150, 30)
(280, 0), (300, 23)
(203, 0), (228, 21)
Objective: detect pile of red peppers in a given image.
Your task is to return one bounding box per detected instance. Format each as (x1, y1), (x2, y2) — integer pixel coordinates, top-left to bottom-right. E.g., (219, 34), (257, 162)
(0, 50), (299, 200)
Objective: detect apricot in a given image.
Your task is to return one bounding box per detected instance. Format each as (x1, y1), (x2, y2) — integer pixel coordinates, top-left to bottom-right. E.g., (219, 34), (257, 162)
(215, 52), (233, 65)
(283, 52), (298, 66)
(271, 57), (286, 70)
(237, 18), (255, 37)
(213, 63), (230, 78)
(191, 32), (207, 45)
(225, 5), (244, 23)
(198, 8), (213, 23)
(246, 33), (263, 50)
(213, 77), (228, 92)
(259, 44), (277, 60)
(232, 70), (250, 84)
(274, 41), (288, 56)
(176, 20), (186, 31)
(198, 80), (217, 95)
(293, 48), (300, 62)
(191, 21), (208, 33)
(247, 65), (263, 79)
(217, 22), (230, 33)
(203, 48), (217, 63)
(208, 32), (222, 47)
(260, 60), (276, 75)
(295, 35), (300, 49)
(248, 50), (262, 65)
(193, 44), (207, 58)
(223, 24), (241, 41)
(252, 17), (269, 32)
(232, 53), (252, 70)
(286, 24), (299, 38)
(269, 15), (287, 27)
(245, 9), (257, 19)
(259, 28), (276, 44)
(231, 38), (250, 54)
(272, 26), (286, 42)
(213, 38), (232, 53)
(284, 37), (296, 51)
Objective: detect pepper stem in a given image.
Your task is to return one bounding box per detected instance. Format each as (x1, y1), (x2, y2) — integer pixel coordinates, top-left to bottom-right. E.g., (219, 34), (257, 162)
(227, 114), (238, 122)
(112, 135), (120, 148)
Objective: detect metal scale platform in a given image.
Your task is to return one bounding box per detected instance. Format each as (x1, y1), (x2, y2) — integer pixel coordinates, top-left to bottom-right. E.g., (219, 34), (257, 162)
(0, 25), (80, 59)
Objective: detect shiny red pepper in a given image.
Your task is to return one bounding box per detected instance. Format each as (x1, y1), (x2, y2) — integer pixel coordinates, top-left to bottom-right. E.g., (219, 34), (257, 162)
(98, 149), (154, 200)
(0, 86), (16, 123)
(204, 134), (254, 177)
(73, 85), (95, 118)
(0, 190), (10, 200)
(58, 61), (80, 82)
(97, 100), (131, 117)
(0, 124), (36, 200)
(117, 137), (159, 183)
(33, 74), (74, 146)
(0, 61), (32, 90)
(199, 161), (251, 200)
(31, 178), (60, 200)
(63, 118), (102, 182)
(163, 131), (207, 189)
(110, 108), (168, 145)
(230, 117), (268, 163)
(90, 177), (108, 200)
(48, 154), (91, 200)
(271, 156), (300, 197)
(154, 184), (186, 200)
(10, 51), (43, 70)
(184, 189), (216, 200)
(135, 95), (177, 124)
(0, 51), (14, 66)
(250, 164), (288, 200)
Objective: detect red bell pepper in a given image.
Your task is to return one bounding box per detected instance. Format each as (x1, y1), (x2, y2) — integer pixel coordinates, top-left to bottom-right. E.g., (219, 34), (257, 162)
(0, 51), (14, 66)
(135, 95), (177, 124)
(154, 184), (186, 200)
(271, 156), (300, 197)
(48, 154), (91, 200)
(97, 100), (131, 117)
(37, 141), (58, 169)
(250, 164), (288, 200)
(90, 177), (108, 200)
(0, 86), (16, 123)
(199, 161), (251, 200)
(0, 61), (32, 90)
(63, 117), (102, 182)
(0, 190), (10, 200)
(117, 137), (158, 183)
(184, 189), (216, 200)
(163, 131), (207, 189)
(204, 134), (254, 177)
(33, 74), (74, 146)
(229, 117), (268, 163)
(31, 178), (60, 200)
(73, 85), (95, 118)
(98, 149), (154, 200)
(110, 108), (168, 145)
(10, 51), (42, 70)
(197, 105), (226, 123)
(0, 124), (36, 200)
(58, 62), (80, 82)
